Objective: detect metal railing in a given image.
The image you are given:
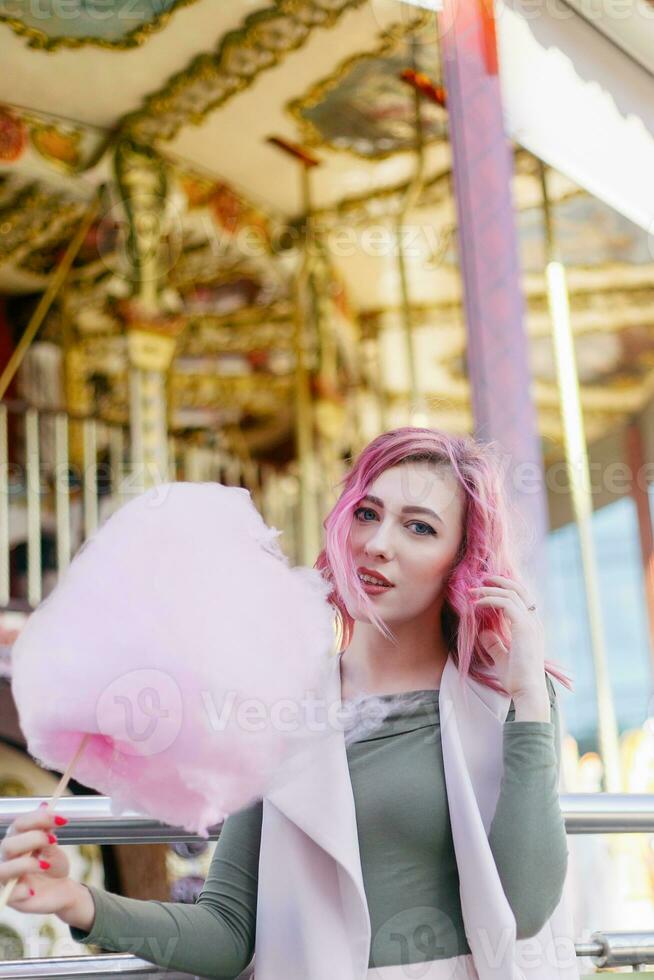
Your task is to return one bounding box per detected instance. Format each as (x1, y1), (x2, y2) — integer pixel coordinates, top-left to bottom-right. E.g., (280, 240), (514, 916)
(0, 797), (223, 844)
(0, 954), (196, 979)
(1, 399), (129, 611)
(0, 937), (646, 977)
(3, 796), (654, 973)
(4, 793), (654, 840)
(0, 399), (279, 613)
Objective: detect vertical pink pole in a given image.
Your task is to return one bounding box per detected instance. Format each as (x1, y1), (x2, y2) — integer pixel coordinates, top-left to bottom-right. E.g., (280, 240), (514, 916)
(438, 0), (548, 585)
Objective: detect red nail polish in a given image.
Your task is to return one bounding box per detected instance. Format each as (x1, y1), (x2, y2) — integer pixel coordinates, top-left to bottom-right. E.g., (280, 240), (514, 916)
(29, 888), (35, 896)
(38, 859), (50, 870)
(54, 816), (68, 826)
(47, 833), (57, 844)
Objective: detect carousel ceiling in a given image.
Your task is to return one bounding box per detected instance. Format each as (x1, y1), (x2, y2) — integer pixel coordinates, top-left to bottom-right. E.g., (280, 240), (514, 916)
(1, 0), (654, 459)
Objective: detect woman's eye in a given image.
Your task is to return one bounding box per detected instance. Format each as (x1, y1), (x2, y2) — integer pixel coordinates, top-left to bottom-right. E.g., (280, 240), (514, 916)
(354, 508), (435, 536)
(408, 521), (436, 536)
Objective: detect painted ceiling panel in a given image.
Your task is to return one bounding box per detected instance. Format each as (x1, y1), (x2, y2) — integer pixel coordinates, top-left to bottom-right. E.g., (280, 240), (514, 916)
(166, 1), (436, 215)
(0, 0), (199, 49)
(0, 0), (252, 127)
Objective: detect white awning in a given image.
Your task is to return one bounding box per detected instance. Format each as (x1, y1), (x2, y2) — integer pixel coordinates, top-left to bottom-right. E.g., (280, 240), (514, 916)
(498, 0), (654, 232)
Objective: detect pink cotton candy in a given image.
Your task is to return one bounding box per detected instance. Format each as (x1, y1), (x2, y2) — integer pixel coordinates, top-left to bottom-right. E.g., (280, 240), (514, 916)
(10, 483), (337, 837)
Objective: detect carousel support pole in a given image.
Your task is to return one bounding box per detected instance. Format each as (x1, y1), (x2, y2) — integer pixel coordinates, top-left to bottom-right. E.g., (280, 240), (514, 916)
(0, 191), (102, 400)
(540, 160), (621, 792)
(437, 0), (548, 587)
(114, 140), (181, 491)
(396, 45), (428, 424)
(268, 137), (323, 565)
(296, 160), (323, 564)
(372, 325), (390, 435)
(395, 219), (421, 425)
(310, 235), (352, 501)
(625, 420), (654, 682)
(127, 333), (175, 491)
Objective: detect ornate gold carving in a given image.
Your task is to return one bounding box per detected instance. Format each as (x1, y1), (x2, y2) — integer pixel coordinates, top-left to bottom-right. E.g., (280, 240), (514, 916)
(0, 0), (201, 52)
(178, 173), (218, 210)
(312, 164), (453, 226)
(0, 105), (112, 175)
(30, 124), (83, 171)
(122, 0), (368, 144)
(179, 315), (295, 355)
(114, 139), (172, 313)
(307, 147), (581, 226)
(128, 328), (180, 372)
(0, 183), (84, 265)
(64, 338), (130, 430)
(170, 372), (292, 415)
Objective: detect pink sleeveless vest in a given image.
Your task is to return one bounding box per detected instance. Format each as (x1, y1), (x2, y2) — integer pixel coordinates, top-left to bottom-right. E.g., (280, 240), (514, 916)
(254, 653), (579, 980)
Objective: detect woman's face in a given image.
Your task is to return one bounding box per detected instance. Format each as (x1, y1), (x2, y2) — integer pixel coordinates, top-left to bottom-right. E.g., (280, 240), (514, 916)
(348, 462), (465, 625)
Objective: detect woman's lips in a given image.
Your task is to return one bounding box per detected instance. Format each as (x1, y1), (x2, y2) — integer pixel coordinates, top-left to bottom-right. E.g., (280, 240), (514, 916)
(357, 568), (394, 587)
(360, 581), (392, 595)
(358, 572), (394, 594)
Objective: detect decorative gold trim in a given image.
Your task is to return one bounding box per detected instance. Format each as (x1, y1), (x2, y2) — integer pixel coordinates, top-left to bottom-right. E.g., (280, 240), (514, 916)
(190, 302), (293, 330)
(286, 13), (438, 161)
(30, 122), (83, 171)
(306, 147), (585, 226)
(128, 329), (179, 372)
(113, 138), (170, 310)
(0, 183), (84, 265)
(309, 163), (453, 225)
(179, 316), (296, 356)
(28, 119), (111, 175)
(170, 372), (293, 418)
(121, 0), (368, 144)
(360, 283), (654, 333)
(0, 0), (201, 52)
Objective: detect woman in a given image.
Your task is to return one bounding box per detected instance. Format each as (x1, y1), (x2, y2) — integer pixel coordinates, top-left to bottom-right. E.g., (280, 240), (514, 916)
(0, 428), (575, 980)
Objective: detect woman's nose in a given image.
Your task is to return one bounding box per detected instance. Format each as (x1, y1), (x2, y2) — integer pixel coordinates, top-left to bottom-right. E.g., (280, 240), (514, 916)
(364, 528), (393, 559)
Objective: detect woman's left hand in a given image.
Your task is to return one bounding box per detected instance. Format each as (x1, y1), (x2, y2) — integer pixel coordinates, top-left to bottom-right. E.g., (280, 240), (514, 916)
(471, 574), (547, 702)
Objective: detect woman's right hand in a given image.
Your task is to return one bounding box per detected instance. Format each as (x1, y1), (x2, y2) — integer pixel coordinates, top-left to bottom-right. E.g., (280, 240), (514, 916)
(0, 804), (76, 915)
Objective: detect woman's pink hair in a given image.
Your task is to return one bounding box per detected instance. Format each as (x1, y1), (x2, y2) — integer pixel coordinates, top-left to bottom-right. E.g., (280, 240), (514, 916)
(314, 427), (573, 695)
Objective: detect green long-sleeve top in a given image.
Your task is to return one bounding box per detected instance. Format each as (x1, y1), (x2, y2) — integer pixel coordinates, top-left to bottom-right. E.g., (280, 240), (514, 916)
(70, 675), (568, 979)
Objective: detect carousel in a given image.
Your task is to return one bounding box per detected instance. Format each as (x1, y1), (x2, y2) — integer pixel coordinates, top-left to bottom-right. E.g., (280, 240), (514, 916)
(2, 0), (654, 973)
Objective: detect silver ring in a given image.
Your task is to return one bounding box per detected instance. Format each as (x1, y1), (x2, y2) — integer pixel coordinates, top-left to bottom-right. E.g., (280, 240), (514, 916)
(527, 603), (536, 612)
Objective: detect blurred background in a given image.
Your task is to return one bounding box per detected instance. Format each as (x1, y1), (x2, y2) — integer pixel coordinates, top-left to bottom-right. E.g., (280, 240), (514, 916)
(2, 0), (654, 973)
